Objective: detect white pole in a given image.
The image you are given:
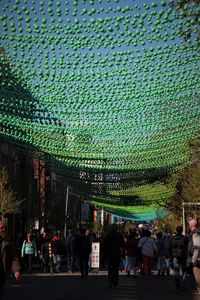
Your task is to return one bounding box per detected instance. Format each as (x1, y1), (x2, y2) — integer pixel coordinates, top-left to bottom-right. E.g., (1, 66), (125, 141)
(64, 186), (69, 237)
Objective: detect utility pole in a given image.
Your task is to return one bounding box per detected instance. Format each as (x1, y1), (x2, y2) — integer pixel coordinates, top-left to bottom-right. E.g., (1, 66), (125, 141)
(64, 186), (69, 237)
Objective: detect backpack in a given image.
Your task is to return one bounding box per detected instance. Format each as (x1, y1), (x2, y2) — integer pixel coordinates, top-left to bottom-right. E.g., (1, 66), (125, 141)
(170, 235), (187, 258)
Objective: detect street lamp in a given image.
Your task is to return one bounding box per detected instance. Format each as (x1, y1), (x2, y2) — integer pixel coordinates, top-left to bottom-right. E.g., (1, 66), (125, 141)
(64, 186), (69, 237)
(44, 170), (51, 231)
(63, 187), (84, 236)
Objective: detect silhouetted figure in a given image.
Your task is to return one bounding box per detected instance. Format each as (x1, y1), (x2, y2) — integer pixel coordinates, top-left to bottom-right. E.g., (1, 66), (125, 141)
(76, 228), (92, 277)
(63, 228), (77, 273)
(40, 232), (52, 273)
(104, 224), (125, 287)
(168, 225), (188, 291)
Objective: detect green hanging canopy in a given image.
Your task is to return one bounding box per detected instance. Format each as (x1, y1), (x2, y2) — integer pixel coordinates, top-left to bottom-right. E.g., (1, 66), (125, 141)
(0, 0), (200, 220)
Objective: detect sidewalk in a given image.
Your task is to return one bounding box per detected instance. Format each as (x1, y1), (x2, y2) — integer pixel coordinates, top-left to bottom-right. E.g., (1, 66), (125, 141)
(4, 271), (199, 300)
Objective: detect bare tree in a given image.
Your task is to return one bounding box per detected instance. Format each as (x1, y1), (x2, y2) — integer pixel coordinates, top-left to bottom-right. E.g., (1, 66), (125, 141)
(0, 167), (24, 220)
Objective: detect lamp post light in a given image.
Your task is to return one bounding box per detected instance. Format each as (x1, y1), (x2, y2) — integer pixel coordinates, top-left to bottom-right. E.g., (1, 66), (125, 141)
(63, 186), (84, 236)
(45, 170), (51, 231)
(64, 186), (69, 237)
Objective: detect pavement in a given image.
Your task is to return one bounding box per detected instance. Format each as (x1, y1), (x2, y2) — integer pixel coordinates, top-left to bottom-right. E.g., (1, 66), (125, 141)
(3, 271), (200, 300)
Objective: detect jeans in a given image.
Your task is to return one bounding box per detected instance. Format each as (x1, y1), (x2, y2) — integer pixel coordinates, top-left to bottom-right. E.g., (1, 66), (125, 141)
(157, 256), (166, 274)
(52, 254), (61, 272)
(24, 253), (34, 273)
(67, 255), (74, 273)
(127, 256), (137, 274)
(173, 257), (187, 289)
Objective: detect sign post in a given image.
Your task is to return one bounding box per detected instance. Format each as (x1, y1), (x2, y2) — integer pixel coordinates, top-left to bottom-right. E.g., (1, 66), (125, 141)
(91, 242), (100, 272)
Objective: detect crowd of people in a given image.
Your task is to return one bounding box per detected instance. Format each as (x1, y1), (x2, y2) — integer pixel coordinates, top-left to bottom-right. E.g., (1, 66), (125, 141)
(0, 218), (200, 298)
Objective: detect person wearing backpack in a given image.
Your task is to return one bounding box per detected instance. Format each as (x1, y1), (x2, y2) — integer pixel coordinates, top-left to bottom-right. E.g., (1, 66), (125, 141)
(168, 225), (188, 291)
(137, 229), (158, 277)
(187, 218), (200, 294)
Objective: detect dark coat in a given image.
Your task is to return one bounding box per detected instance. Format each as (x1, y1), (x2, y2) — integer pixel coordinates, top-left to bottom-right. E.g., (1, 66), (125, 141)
(167, 234), (188, 260)
(0, 237), (21, 279)
(76, 235), (92, 257)
(63, 234), (77, 256)
(104, 231), (125, 259)
(51, 236), (64, 255)
(41, 239), (52, 258)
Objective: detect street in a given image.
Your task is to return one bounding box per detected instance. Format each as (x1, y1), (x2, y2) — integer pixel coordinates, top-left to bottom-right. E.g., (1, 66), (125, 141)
(3, 271), (200, 300)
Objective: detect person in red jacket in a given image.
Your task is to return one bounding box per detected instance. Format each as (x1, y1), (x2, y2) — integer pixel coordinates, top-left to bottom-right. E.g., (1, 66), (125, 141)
(0, 221), (21, 298)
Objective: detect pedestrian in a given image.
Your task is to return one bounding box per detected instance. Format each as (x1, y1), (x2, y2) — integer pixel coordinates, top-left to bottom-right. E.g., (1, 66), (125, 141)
(63, 228), (77, 274)
(167, 225), (188, 291)
(51, 231), (64, 273)
(125, 231), (138, 278)
(40, 232), (52, 273)
(0, 220), (21, 299)
(104, 223), (125, 287)
(156, 232), (167, 276)
(123, 233), (128, 272)
(21, 232), (37, 274)
(137, 229), (158, 277)
(187, 218), (200, 294)
(76, 228), (92, 277)
(164, 232), (173, 276)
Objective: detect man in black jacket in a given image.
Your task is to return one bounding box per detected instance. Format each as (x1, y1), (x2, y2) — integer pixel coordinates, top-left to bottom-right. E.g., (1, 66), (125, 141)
(168, 225), (188, 291)
(104, 223), (125, 287)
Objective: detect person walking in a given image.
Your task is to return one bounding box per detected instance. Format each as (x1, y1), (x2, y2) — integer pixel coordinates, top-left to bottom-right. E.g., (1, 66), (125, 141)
(63, 228), (77, 274)
(156, 232), (167, 276)
(76, 228), (92, 278)
(187, 218), (200, 294)
(168, 225), (188, 291)
(104, 223), (125, 287)
(40, 232), (52, 273)
(125, 231), (138, 277)
(21, 232), (37, 274)
(51, 231), (64, 273)
(0, 221), (21, 299)
(137, 229), (158, 277)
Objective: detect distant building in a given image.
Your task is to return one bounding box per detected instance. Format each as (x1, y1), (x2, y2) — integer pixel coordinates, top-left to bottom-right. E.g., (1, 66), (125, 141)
(0, 138), (34, 237)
